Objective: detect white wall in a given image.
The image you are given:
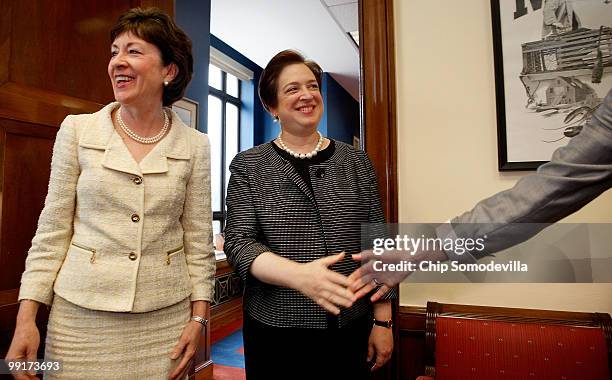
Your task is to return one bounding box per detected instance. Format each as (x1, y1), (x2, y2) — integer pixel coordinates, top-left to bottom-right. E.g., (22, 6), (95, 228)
(394, 0), (612, 313)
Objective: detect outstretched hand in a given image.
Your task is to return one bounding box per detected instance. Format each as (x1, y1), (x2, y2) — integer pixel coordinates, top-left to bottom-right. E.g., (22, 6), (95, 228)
(348, 251), (397, 302)
(294, 252), (357, 315)
(348, 242), (449, 302)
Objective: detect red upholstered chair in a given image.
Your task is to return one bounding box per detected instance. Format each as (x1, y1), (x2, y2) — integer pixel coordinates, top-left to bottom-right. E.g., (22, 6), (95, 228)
(416, 301), (612, 380)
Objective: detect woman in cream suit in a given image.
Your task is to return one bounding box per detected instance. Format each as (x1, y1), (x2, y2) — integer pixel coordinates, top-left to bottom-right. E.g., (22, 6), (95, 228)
(5, 8), (215, 380)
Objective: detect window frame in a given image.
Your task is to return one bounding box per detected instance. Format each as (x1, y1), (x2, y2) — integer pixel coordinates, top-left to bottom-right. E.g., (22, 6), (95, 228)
(208, 65), (241, 233)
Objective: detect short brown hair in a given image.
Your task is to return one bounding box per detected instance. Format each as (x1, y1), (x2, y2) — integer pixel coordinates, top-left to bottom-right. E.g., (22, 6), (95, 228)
(110, 7), (193, 106)
(258, 50), (323, 112)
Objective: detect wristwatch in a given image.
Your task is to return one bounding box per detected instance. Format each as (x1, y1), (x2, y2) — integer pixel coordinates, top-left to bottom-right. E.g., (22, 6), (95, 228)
(373, 318), (393, 328)
(191, 316), (209, 327)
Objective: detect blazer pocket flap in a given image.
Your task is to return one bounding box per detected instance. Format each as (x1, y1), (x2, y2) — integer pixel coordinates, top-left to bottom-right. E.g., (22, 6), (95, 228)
(70, 241), (96, 253)
(70, 242), (97, 262)
(166, 245), (185, 265)
(167, 245), (184, 257)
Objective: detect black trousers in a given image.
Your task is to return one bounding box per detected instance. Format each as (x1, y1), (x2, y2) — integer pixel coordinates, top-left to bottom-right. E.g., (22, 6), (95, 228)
(242, 312), (372, 380)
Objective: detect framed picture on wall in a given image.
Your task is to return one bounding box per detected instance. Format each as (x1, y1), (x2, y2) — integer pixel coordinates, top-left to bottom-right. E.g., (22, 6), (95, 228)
(491, 0), (612, 170)
(172, 97), (199, 129)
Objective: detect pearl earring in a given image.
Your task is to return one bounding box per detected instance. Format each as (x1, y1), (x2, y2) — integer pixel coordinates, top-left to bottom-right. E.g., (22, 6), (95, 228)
(164, 81), (169, 86)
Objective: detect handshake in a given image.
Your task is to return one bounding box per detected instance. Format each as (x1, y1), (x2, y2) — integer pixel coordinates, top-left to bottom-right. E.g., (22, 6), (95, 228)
(303, 222), (528, 312)
(346, 223), (448, 301)
(348, 241), (448, 302)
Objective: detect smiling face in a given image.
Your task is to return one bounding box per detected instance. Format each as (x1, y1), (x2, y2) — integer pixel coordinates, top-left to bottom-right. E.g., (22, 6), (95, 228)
(108, 32), (176, 107)
(269, 63), (323, 134)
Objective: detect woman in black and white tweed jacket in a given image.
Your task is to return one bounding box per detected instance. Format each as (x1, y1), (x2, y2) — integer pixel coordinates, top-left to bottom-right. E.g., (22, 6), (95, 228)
(224, 50), (397, 379)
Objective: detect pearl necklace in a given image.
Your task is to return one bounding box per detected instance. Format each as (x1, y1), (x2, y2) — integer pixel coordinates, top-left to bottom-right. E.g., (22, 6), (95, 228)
(116, 107), (169, 144)
(277, 131), (324, 159)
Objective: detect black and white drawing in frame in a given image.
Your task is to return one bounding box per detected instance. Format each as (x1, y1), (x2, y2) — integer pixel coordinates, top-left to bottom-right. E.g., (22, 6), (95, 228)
(172, 97), (199, 129)
(492, 0), (612, 170)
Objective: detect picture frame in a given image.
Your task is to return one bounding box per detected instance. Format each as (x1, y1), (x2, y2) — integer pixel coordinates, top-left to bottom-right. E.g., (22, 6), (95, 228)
(491, 0), (611, 170)
(172, 97), (199, 129)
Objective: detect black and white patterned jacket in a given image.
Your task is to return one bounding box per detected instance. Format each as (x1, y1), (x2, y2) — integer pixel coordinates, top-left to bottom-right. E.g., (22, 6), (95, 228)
(224, 141), (397, 328)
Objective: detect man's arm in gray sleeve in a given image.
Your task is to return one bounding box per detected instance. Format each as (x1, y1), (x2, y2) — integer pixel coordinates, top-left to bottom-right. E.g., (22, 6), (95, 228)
(443, 89), (612, 260)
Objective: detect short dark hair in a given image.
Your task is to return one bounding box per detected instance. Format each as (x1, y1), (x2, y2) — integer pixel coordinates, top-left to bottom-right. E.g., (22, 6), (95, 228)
(258, 50), (323, 112)
(110, 7), (193, 106)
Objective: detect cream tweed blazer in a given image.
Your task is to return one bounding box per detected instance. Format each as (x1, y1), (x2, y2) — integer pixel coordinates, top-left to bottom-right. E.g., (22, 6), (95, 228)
(19, 102), (215, 313)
